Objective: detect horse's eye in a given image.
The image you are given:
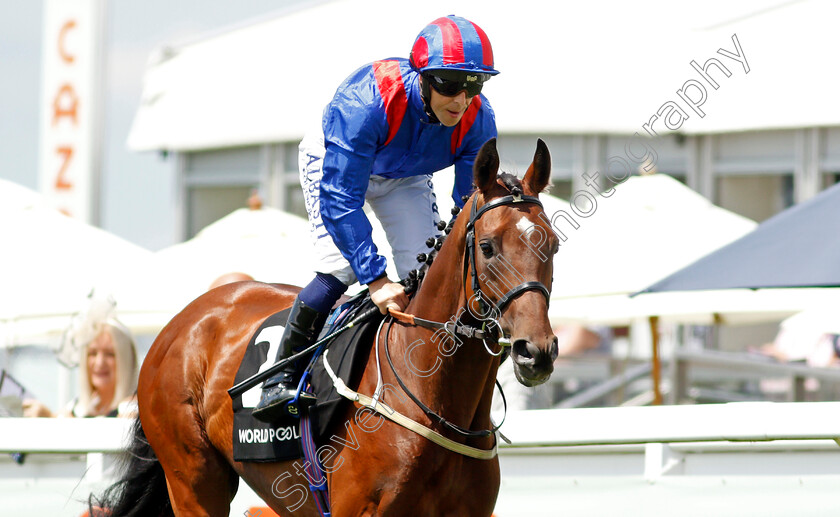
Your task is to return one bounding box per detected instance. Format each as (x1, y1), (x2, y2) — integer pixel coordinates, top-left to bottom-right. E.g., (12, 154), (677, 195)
(479, 241), (494, 258)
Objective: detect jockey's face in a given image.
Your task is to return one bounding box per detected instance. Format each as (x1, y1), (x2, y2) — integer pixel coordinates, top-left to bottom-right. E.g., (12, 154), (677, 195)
(429, 87), (472, 127)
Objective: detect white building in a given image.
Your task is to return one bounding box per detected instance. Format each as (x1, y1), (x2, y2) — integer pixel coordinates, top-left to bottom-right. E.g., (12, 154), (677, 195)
(126, 0), (840, 239)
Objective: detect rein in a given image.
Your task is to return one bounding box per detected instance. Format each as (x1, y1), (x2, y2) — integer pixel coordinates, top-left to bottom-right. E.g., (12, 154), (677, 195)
(322, 348), (499, 460)
(387, 308), (492, 340)
(382, 318), (508, 439)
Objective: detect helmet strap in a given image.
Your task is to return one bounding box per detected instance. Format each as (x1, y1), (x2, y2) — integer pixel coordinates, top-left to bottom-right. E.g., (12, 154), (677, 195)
(419, 75), (440, 124)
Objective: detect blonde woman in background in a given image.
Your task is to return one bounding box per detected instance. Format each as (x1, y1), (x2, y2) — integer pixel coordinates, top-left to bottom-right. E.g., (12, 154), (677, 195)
(23, 319), (138, 418)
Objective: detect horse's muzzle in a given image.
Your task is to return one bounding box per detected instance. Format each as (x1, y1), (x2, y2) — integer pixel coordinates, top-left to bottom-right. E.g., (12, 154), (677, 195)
(510, 336), (558, 387)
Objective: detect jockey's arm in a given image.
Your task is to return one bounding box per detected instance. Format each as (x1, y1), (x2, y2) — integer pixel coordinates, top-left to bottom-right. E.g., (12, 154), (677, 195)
(320, 101), (391, 287)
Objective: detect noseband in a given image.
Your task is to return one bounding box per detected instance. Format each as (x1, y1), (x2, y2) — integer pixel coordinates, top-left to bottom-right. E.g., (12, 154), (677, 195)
(464, 192), (551, 324)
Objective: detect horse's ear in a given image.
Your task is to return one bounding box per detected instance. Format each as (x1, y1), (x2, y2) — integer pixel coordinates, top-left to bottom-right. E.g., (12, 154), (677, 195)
(523, 139), (551, 194)
(473, 138), (500, 194)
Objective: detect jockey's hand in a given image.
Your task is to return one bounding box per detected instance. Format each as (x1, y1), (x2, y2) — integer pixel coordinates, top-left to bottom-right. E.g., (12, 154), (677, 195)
(368, 275), (409, 315)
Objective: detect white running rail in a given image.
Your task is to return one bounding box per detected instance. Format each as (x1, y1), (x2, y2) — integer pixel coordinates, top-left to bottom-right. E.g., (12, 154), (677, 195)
(2, 402), (839, 516)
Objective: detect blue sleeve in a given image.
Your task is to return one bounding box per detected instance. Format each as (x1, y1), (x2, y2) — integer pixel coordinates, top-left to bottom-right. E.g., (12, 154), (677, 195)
(452, 96), (497, 208)
(319, 66), (390, 285)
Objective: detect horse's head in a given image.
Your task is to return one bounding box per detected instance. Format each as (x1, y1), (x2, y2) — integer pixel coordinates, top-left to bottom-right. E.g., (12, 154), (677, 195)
(466, 138), (559, 386)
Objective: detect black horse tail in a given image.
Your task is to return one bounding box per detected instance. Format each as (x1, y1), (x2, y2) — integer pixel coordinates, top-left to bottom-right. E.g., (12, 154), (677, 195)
(87, 417), (173, 517)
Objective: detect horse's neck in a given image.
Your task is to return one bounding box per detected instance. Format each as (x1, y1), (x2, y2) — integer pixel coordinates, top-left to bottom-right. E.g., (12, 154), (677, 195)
(406, 212), (471, 330)
(389, 215), (500, 433)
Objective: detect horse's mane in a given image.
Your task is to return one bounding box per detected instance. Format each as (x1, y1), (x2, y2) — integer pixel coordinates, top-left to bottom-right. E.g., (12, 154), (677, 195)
(404, 171), (527, 294)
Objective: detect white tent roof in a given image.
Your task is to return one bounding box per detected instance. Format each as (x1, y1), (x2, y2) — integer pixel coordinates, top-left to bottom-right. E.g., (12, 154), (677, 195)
(111, 206), (316, 332)
(543, 174), (840, 326)
(127, 0), (840, 152)
(0, 180), (153, 346)
(549, 174), (757, 300)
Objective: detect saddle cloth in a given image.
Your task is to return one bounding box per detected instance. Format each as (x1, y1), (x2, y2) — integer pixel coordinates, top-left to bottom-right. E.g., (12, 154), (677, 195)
(231, 294), (382, 462)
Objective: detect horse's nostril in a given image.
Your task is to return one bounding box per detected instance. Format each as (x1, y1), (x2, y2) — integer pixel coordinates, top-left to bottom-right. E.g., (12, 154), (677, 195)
(512, 339), (535, 362)
(550, 337), (559, 361)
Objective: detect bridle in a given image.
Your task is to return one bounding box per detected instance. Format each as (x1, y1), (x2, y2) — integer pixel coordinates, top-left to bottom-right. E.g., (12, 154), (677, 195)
(383, 189), (552, 439)
(464, 191), (551, 325)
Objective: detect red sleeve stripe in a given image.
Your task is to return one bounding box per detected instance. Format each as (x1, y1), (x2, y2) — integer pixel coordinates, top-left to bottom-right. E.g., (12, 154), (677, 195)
(451, 96), (482, 154)
(372, 60), (408, 146)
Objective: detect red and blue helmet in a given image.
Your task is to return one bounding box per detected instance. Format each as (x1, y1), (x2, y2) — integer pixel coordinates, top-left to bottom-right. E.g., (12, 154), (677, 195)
(409, 15), (499, 76)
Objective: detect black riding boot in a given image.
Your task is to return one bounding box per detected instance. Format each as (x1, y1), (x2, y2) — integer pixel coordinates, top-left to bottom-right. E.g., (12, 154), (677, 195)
(252, 298), (328, 422)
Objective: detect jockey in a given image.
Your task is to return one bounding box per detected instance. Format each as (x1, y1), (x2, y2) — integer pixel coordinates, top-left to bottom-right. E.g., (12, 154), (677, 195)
(253, 15), (500, 421)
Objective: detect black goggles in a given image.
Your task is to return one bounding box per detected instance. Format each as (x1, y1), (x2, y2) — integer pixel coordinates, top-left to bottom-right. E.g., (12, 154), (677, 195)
(424, 71), (489, 98)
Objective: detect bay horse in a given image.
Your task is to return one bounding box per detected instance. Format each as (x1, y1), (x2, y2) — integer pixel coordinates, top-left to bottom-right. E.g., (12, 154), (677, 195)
(95, 138), (559, 516)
